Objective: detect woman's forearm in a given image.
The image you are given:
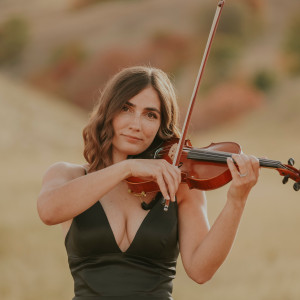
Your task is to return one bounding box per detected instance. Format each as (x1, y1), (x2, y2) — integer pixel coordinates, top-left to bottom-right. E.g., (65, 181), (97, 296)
(188, 196), (247, 283)
(37, 160), (131, 225)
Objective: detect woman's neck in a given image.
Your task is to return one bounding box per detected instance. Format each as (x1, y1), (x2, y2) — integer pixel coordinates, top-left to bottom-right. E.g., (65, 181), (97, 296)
(112, 149), (127, 164)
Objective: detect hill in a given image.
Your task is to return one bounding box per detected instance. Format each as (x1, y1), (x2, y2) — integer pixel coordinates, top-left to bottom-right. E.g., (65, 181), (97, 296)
(0, 0), (299, 116)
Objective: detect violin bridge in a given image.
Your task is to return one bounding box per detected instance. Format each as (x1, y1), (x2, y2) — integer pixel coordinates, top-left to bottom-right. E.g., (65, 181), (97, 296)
(168, 143), (178, 162)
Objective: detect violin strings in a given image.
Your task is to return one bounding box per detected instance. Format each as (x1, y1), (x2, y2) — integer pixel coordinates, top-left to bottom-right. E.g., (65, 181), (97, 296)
(188, 149), (231, 164)
(156, 145), (287, 170)
(189, 150), (283, 168)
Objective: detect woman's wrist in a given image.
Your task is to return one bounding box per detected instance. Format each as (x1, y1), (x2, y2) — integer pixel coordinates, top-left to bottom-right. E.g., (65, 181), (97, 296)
(119, 160), (133, 179)
(226, 193), (248, 211)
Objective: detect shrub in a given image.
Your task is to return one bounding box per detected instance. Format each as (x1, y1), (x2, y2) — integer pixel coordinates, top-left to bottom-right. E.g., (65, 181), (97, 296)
(70, 0), (138, 10)
(252, 69), (276, 92)
(194, 1), (262, 88)
(0, 17), (29, 65)
(50, 42), (86, 66)
(283, 13), (300, 75)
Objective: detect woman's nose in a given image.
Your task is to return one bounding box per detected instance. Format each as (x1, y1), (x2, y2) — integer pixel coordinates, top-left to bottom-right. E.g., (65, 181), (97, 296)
(129, 114), (141, 130)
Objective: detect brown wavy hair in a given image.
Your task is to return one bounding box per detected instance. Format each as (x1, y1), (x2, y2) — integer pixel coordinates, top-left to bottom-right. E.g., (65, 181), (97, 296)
(82, 66), (180, 173)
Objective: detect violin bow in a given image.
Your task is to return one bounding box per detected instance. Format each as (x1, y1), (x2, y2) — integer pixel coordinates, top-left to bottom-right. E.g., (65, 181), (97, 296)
(163, 0), (226, 211)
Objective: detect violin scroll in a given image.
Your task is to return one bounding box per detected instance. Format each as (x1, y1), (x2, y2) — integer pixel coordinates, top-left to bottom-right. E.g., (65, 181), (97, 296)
(293, 182), (300, 191)
(276, 158), (300, 191)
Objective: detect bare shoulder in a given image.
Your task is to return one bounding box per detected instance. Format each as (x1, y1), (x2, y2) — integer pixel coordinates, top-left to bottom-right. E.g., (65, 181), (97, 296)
(176, 183), (207, 209)
(41, 162), (87, 192)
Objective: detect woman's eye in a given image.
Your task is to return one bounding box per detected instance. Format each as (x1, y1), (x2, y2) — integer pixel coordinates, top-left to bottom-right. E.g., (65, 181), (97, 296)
(147, 112), (158, 119)
(121, 105), (130, 112)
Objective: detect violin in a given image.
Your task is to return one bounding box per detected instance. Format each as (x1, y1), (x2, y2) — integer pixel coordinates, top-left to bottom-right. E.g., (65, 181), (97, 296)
(126, 138), (300, 196)
(129, 1), (299, 211)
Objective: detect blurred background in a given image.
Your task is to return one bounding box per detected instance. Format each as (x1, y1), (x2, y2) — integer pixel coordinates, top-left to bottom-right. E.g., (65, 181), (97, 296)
(1, 0), (300, 299)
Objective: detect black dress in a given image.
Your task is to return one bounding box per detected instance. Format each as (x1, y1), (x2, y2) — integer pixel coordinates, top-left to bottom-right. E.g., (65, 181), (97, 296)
(65, 192), (179, 300)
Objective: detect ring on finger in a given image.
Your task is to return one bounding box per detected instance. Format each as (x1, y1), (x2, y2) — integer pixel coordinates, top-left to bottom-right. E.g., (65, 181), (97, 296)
(239, 171), (248, 178)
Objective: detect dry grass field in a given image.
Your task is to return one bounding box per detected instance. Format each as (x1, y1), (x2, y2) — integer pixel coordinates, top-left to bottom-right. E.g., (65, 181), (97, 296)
(1, 72), (300, 300)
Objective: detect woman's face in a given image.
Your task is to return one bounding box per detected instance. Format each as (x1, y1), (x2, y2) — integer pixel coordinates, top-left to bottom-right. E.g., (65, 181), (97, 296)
(112, 86), (161, 163)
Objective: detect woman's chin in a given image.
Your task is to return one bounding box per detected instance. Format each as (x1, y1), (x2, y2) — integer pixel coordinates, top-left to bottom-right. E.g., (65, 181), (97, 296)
(125, 146), (148, 157)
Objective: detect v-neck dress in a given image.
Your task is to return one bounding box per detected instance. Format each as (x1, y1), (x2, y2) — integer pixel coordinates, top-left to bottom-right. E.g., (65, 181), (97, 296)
(65, 193), (179, 300)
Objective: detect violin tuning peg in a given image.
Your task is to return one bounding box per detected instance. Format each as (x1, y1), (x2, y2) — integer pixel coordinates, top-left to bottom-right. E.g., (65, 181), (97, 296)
(293, 182), (300, 191)
(288, 158), (295, 166)
(282, 175), (290, 184)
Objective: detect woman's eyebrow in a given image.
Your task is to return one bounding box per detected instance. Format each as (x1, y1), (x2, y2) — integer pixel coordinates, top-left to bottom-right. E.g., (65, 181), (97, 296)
(125, 101), (161, 114)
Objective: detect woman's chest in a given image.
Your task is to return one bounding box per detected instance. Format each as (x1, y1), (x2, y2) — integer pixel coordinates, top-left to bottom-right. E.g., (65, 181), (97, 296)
(99, 193), (150, 252)
(65, 193), (179, 259)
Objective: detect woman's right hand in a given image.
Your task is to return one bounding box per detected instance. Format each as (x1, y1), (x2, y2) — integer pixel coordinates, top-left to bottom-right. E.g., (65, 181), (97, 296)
(127, 159), (181, 202)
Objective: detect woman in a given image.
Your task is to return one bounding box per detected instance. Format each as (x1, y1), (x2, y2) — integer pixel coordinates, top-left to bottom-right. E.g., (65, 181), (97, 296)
(37, 66), (260, 300)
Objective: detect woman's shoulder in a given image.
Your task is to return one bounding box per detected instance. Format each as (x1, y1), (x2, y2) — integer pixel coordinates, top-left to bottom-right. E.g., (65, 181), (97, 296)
(176, 183), (206, 207)
(46, 161), (86, 173)
(42, 162), (88, 184)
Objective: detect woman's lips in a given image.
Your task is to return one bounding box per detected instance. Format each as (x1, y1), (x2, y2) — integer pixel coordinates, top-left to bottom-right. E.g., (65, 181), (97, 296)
(122, 134), (143, 141)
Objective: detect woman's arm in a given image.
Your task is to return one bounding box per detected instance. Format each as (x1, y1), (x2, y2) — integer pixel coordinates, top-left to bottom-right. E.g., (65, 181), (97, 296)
(178, 154), (260, 284)
(37, 158), (181, 225)
(37, 161), (131, 225)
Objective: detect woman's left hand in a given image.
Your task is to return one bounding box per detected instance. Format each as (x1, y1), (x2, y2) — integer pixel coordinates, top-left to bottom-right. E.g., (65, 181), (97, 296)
(226, 153), (260, 204)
